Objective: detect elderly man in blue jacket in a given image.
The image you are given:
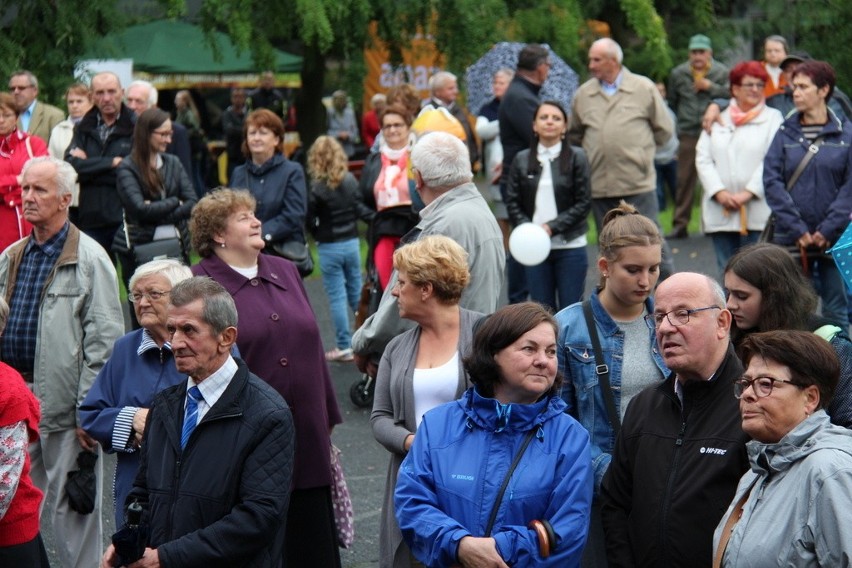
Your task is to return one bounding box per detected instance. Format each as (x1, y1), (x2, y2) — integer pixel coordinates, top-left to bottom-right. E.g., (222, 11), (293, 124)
(100, 277), (295, 568)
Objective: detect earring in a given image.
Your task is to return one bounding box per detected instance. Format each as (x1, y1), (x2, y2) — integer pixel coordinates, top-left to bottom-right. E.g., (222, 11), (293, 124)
(602, 273), (609, 278)
(220, 242), (226, 248)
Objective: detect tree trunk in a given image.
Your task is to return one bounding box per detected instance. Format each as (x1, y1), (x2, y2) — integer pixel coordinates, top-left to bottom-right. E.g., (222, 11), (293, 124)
(296, 44), (327, 161)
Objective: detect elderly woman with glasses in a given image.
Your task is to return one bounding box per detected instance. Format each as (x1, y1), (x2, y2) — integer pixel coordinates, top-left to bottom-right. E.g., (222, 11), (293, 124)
(713, 330), (852, 567)
(696, 61), (783, 275)
(79, 259), (193, 527)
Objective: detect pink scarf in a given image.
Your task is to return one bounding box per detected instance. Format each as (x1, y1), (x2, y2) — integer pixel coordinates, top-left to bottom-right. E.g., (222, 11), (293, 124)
(729, 99), (764, 127)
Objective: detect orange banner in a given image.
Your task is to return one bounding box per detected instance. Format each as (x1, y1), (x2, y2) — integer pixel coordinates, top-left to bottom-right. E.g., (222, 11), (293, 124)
(363, 22), (445, 111)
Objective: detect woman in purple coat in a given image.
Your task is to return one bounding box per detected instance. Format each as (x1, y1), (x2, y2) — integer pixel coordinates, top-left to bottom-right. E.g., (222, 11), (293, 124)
(190, 188), (344, 568)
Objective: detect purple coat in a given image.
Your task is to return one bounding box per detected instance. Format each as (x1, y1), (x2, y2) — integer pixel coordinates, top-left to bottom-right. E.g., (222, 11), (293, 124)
(193, 254), (342, 489)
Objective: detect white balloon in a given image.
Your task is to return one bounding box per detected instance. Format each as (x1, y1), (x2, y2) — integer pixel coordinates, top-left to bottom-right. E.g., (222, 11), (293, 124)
(509, 223), (551, 266)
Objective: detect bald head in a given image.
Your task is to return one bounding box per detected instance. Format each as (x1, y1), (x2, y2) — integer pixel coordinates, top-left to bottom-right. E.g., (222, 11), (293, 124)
(588, 38), (623, 83)
(652, 272), (731, 382)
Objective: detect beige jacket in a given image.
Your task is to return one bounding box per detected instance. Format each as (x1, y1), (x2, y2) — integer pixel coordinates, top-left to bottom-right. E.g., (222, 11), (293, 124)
(569, 68), (673, 198)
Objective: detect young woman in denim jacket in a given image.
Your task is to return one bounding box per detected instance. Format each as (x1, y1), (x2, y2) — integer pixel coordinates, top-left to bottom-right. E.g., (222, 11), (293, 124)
(554, 202), (668, 567)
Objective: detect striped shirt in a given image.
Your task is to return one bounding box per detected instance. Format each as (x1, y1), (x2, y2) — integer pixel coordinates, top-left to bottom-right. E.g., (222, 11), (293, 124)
(0, 222), (70, 373)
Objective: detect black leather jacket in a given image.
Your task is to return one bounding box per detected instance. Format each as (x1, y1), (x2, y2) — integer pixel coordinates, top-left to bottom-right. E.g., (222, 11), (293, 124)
(505, 145), (591, 242)
(308, 172), (374, 243)
(112, 154), (197, 257)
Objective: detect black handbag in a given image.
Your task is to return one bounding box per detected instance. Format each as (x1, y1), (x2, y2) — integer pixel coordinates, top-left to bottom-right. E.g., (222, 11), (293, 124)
(266, 239), (315, 278)
(123, 213), (184, 265)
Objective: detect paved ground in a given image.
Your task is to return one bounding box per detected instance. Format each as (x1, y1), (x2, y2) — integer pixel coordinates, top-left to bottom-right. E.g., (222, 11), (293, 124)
(43, 230), (715, 568)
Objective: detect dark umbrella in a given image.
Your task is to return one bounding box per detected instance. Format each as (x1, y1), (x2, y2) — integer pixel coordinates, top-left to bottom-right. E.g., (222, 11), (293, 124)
(464, 42), (580, 116)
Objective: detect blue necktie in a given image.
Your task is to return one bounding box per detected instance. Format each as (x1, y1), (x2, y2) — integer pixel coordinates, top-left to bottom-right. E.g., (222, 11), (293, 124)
(181, 386), (203, 450)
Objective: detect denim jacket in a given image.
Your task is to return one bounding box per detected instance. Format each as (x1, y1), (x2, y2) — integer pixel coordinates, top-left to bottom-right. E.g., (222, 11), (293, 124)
(555, 290), (667, 494)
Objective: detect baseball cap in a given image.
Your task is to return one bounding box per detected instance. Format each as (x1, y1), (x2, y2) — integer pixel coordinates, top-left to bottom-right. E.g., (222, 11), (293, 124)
(688, 34), (713, 51)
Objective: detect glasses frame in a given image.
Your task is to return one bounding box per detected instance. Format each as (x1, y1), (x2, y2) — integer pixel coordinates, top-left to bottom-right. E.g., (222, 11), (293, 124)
(644, 306), (721, 328)
(129, 290), (170, 303)
(733, 376), (804, 399)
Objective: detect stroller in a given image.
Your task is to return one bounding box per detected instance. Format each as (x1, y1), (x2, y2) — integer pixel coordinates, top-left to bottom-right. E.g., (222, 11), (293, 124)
(349, 205), (418, 407)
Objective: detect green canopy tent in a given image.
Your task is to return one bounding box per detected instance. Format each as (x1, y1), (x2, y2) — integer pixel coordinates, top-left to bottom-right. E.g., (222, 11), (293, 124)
(82, 20), (302, 88)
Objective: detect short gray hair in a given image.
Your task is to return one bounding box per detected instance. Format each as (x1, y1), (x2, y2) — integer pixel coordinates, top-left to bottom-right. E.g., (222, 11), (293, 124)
(494, 68), (515, 81)
(593, 38), (623, 64)
(429, 71), (457, 95)
(129, 259), (193, 291)
(411, 131), (472, 189)
(170, 277), (238, 334)
(128, 80), (158, 106)
(0, 296), (9, 334)
(10, 70), (38, 89)
(707, 276), (726, 307)
(22, 156), (77, 197)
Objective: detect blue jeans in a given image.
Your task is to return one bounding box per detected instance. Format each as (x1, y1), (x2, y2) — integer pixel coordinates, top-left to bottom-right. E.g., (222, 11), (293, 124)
(809, 254), (850, 328)
(318, 238), (362, 349)
(655, 159), (678, 211)
(710, 231), (761, 276)
(525, 246), (588, 312)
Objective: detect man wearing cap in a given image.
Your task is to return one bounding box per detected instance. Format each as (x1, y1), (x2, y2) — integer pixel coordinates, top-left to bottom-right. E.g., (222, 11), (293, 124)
(667, 34), (729, 239)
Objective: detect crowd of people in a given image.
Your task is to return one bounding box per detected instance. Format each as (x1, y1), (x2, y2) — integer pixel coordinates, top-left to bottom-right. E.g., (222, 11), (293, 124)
(1, 28), (852, 568)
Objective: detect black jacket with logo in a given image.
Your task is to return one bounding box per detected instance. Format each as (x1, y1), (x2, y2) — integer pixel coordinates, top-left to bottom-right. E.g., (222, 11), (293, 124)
(600, 346), (749, 567)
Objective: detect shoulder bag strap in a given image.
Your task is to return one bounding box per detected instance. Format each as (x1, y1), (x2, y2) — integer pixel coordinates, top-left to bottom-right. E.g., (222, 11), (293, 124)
(483, 427), (538, 536)
(786, 135), (825, 192)
(712, 480), (757, 568)
(25, 135), (33, 159)
(583, 299), (621, 436)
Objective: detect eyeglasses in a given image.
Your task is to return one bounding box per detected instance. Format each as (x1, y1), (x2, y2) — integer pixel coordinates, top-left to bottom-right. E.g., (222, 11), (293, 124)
(152, 129), (173, 137)
(9, 85), (33, 92)
(644, 306), (721, 328)
(734, 376), (804, 399)
(129, 290), (170, 303)
(382, 122), (406, 131)
(739, 82), (766, 90)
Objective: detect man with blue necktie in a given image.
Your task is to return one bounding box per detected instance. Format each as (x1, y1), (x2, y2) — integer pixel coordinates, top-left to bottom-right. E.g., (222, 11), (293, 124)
(100, 277), (295, 568)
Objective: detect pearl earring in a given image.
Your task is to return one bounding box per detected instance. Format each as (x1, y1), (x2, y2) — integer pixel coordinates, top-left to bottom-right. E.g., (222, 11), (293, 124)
(220, 242), (226, 248)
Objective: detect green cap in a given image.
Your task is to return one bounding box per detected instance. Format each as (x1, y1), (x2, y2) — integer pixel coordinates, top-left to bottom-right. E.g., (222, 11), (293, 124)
(688, 34), (712, 51)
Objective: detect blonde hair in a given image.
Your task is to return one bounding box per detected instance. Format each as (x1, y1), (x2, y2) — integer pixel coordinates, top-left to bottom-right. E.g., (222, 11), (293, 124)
(393, 235), (470, 304)
(307, 135), (349, 189)
(190, 188), (257, 258)
(597, 201), (662, 289)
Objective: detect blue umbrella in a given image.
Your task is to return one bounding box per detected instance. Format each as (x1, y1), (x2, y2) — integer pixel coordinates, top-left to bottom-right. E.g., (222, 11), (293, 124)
(829, 222), (852, 290)
(464, 42), (579, 116)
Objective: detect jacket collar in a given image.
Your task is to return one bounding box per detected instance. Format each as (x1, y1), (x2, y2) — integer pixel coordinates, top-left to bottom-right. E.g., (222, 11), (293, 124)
(588, 289), (654, 337)
(779, 107), (844, 140)
(195, 253), (290, 298)
(160, 358), (250, 450)
(77, 104), (136, 138)
(242, 153), (286, 177)
(459, 387), (566, 434)
(747, 410), (852, 476)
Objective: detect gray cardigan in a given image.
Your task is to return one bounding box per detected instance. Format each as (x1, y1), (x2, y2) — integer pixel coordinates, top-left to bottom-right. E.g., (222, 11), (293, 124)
(370, 308), (482, 568)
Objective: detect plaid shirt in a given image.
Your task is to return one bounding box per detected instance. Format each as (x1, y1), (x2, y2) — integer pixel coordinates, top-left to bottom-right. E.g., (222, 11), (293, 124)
(0, 222), (70, 373)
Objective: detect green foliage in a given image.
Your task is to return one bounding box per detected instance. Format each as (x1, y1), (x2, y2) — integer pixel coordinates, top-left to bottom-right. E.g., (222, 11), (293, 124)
(508, 0), (586, 72)
(619, 0), (671, 79)
(753, 0), (852, 93)
(0, 0), (123, 105)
